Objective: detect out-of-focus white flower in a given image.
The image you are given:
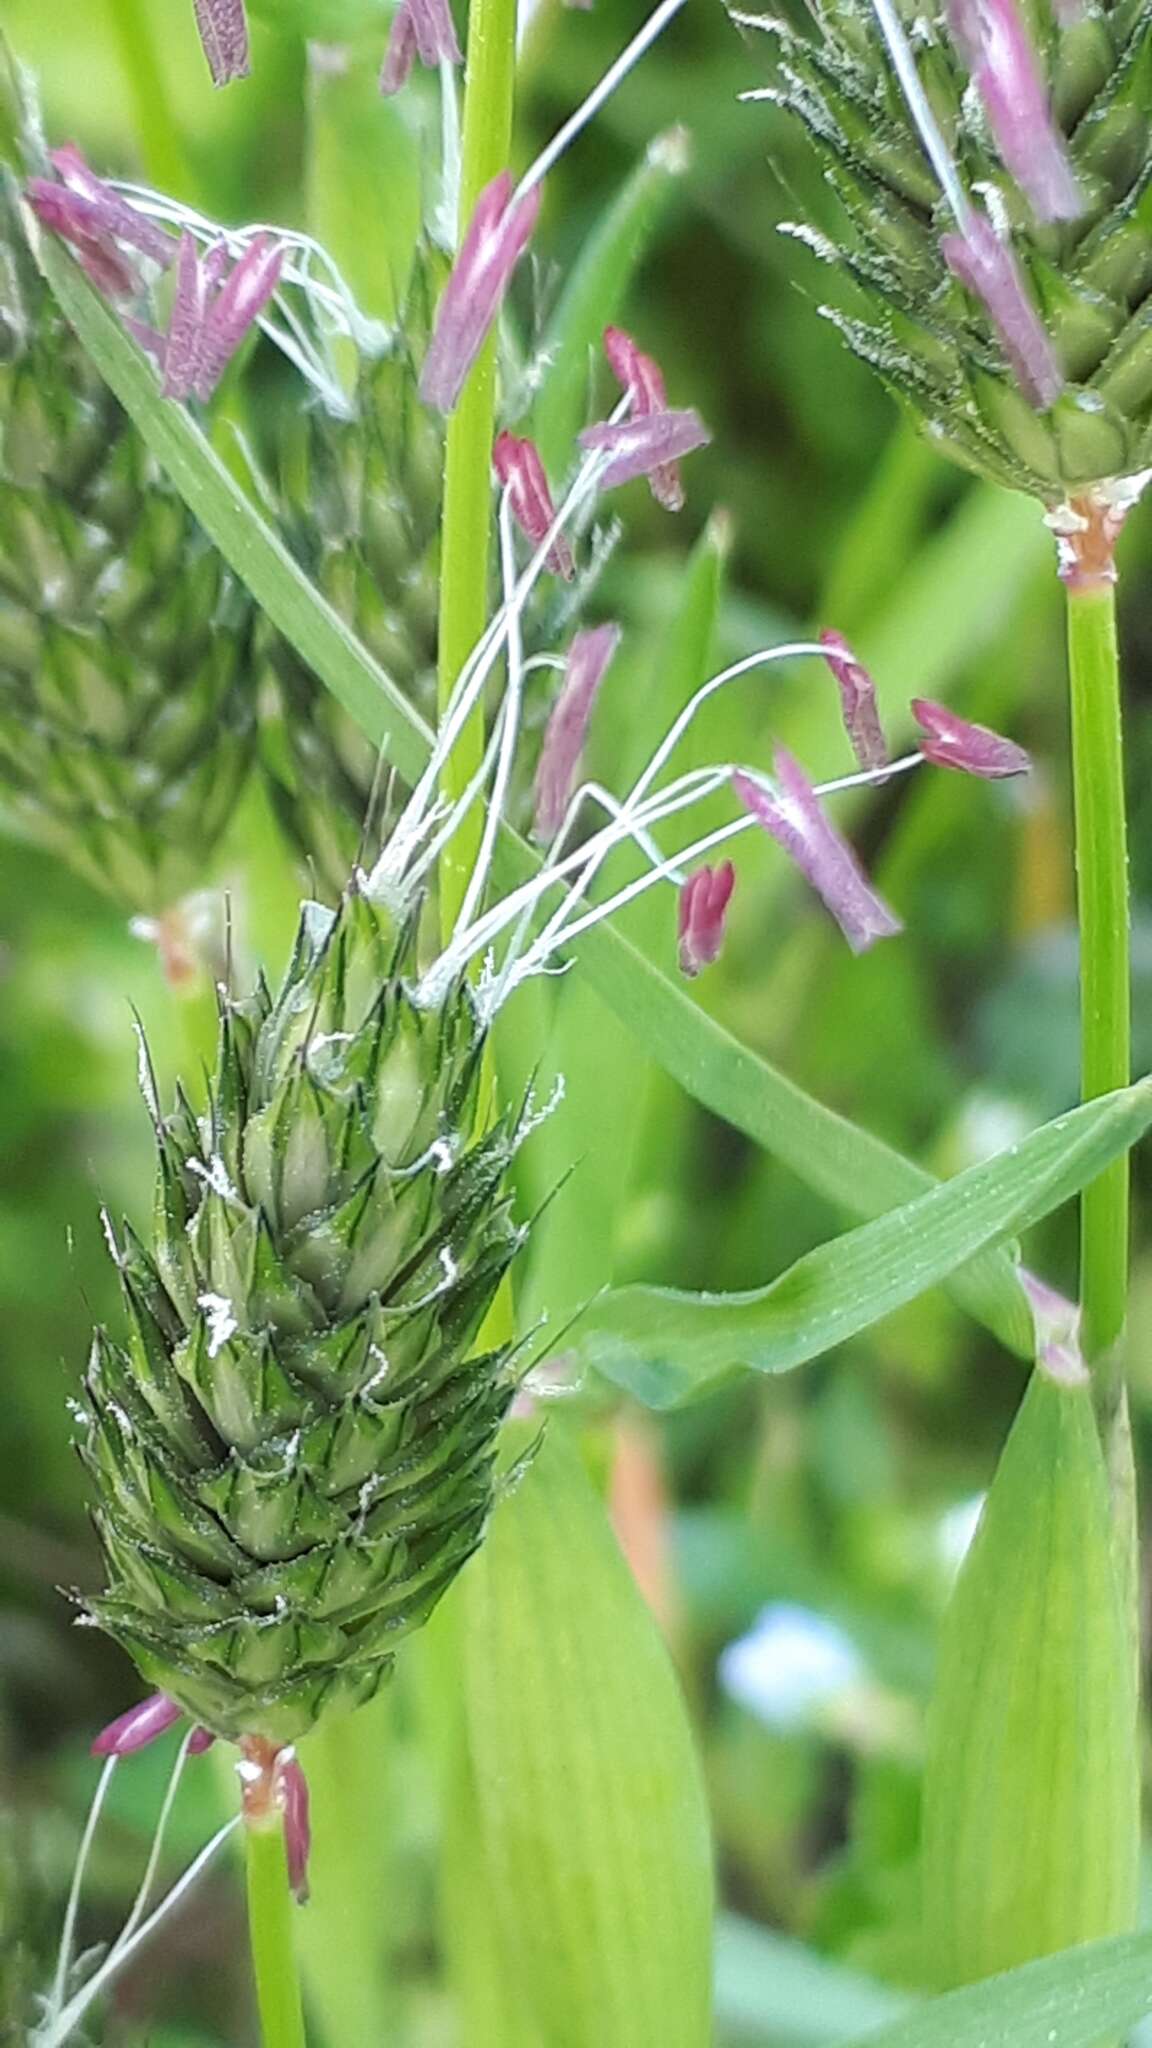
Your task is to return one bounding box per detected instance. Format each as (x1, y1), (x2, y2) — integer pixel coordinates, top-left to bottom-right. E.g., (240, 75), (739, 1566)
(935, 1493), (986, 1581)
(951, 1093), (1032, 1169)
(718, 1603), (865, 1731)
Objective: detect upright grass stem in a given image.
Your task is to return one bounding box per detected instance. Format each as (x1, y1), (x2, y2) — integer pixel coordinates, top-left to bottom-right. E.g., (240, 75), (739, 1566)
(246, 1817), (308, 2048)
(1065, 556), (1140, 1721)
(436, 0), (519, 941)
(1066, 575), (1130, 1393)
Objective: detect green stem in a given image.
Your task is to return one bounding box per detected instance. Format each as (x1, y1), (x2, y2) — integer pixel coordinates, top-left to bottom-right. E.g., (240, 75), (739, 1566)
(436, 0), (519, 941)
(245, 1818), (308, 2048)
(1066, 576), (1130, 1391)
(103, 0), (191, 195)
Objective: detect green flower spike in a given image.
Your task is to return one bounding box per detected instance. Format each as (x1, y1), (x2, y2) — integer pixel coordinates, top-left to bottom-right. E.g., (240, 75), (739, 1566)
(754, 0), (1152, 536)
(79, 886), (526, 1746)
(0, 177), (256, 915)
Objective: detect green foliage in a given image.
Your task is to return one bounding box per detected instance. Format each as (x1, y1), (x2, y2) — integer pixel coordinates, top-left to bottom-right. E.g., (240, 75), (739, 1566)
(456, 1428), (714, 2047)
(921, 1364), (1139, 1985)
(6, 3), (1152, 2045)
(565, 1079), (1152, 1405)
(714, 1914), (911, 2045)
(833, 1928), (1152, 2048)
(35, 220), (1037, 1362)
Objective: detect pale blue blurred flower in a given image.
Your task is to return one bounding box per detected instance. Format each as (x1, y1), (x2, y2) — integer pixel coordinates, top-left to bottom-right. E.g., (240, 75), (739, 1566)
(718, 1603), (864, 1732)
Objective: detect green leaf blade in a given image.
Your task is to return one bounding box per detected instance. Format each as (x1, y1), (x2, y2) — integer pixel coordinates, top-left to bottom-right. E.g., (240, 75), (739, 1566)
(569, 1080), (1152, 1404)
(715, 1914), (912, 2046)
(565, 910), (1034, 1357)
(833, 1930), (1152, 2048)
(461, 1429), (714, 2048)
(921, 1368), (1138, 1988)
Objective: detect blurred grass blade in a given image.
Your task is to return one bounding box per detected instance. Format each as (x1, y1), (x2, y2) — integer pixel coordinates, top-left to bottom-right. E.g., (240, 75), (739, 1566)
(532, 128), (691, 476)
(295, 1696), (396, 2045)
(818, 424), (943, 636)
(832, 1930), (1152, 2048)
(623, 504), (731, 794)
(441, 1749), (541, 2048)
(36, 230), (1030, 1355)
(461, 1427), (714, 2047)
(715, 1915), (911, 2046)
(567, 1079), (1152, 1405)
(306, 36), (423, 330)
(921, 1366), (1138, 1987)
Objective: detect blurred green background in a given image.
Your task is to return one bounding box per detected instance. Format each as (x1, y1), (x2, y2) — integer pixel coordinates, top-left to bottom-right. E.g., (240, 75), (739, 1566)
(4, 0), (1152, 2042)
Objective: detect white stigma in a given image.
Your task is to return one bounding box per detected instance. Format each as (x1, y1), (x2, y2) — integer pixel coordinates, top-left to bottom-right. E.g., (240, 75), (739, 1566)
(198, 1291), (238, 1358)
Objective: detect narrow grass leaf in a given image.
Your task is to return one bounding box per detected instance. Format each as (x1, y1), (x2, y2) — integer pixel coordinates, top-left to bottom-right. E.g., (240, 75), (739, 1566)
(566, 1080), (1152, 1405)
(441, 1746), (541, 2048)
(305, 41), (423, 327)
(833, 1930), (1152, 2048)
(295, 1697), (396, 2044)
(561, 911), (1033, 1356)
(37, 231), (1030, 1356)
(715, 1914), (911, 2045)
(462, 1427), (714, 2048)
(921, 1366), (1138, 1987)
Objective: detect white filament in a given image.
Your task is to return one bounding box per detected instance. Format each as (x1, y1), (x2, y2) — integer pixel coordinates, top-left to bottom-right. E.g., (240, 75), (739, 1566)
(109, 186), (390, 413)
(486, 776), (702, 1015)
(424, 716), (921, 1013)
(548, 753), (923, 955)
(47, 1756), (117, 2022)
(867, 0), (971, 227)
(437, 58), (462, 249)
(34, 1816), (241, 2048)
(35, 1738), (240, 2048)
(119, 1734), (194, 1945)
(454, 494), (527, 936)
(516, 0), (691, 202)
(420, 642), (848, 1007)
(365, 438), (612, 903)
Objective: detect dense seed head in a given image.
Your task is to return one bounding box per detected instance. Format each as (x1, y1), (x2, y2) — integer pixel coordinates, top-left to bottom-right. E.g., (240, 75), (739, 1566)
(762, 0), (1152, 498)
(0, 182), (256, 912)
(79, 888), (525, 1745)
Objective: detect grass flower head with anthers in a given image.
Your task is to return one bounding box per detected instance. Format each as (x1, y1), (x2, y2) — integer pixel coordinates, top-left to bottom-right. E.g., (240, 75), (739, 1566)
(59, 231), (1033, 1839)
(746, 0), (1152, 560)
(20, 20), (1039, 2037)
